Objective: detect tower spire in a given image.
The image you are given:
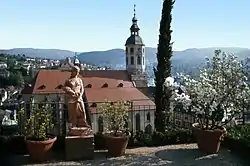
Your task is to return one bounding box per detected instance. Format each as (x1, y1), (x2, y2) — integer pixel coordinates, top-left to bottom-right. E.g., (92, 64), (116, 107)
(130, 4), (139, 36)
(133, 4), (136, 18)
(132, 4), (137, 22)
(73, 52), (80, 65)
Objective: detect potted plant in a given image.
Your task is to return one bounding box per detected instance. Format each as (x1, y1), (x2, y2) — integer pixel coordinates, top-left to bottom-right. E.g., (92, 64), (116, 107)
(21, 105), (56, 161)
(98, 100), (130, 157)
(165, 50), (250, 154)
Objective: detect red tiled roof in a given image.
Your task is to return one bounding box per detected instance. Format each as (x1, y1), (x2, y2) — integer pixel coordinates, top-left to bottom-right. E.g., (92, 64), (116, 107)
(85, 88), (152, 102)
(22, 70), (154, 108)
(22, 70), (134, 94)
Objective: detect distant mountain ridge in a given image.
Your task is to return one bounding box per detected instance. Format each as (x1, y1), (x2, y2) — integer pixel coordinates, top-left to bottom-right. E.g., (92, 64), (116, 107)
(1, 47), (249, 86)
(0, 48), (75, 60)
(1, 47), (250, 66)
(77, 47), (250, 68)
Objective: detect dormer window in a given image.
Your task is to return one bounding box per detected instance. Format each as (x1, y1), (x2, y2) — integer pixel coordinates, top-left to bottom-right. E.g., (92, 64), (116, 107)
(85, 84), (92, 88)
(56, 84), (63, 89)
(38, 85), (46, 89)
(117, 83), (124, 87)
(102, 83), (108, 88)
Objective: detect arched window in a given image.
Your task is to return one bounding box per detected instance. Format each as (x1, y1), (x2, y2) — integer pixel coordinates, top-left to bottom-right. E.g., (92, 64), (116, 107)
(135, 113), (141, 131)
(137, 56), (141, 65)
(145, 124), (152, 134)
(98, 116), (104, 133)
(126, 47), (128, 54)
(142, 56), (145, 65)
(38, 102), (44, 109)
(130, 56), (134, 65)
(146, 112), (151, 122)
(130, 47), (134, 54)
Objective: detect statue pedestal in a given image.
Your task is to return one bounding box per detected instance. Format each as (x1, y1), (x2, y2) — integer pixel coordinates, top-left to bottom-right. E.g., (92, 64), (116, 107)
(65, 135), (94, 160)
(68, 127), (93, 136)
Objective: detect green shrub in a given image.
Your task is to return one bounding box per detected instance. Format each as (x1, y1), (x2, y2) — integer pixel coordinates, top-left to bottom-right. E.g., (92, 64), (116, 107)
(127, 128), (195, 147)
(226, 124), (250, 147)
(224, 124), (250, 160)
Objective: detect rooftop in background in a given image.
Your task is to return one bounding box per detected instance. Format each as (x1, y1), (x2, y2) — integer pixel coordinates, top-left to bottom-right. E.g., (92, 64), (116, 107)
(21, 70), (154, 106)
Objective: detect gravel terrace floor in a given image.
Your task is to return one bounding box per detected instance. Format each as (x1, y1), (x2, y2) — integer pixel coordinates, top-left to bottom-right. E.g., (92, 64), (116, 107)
(5, 144), (247, 166)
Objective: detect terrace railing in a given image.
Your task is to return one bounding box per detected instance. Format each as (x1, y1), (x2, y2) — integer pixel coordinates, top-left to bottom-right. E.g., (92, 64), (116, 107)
(4, 100), (249, 136)
(16, 100), (156, 136)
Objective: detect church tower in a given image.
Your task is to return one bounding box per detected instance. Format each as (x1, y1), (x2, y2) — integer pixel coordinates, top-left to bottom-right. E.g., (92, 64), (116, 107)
(73, 52), (81, 68)
(125, 5), (147, 87)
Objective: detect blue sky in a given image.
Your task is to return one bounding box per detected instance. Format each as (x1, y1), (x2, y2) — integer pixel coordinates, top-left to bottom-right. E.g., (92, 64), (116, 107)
(0, 0), (249, 52)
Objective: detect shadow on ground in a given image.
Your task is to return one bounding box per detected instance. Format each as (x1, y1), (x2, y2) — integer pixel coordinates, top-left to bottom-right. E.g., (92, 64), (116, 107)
(5, 147), (246, 166)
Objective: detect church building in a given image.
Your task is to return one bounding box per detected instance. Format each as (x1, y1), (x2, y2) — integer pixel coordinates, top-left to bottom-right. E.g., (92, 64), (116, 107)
(21, 6), (155, 134)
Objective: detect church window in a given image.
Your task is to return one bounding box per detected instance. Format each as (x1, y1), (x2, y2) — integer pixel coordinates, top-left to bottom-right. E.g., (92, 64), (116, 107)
(126, 47), (128, 54)
(142, 56), (145, 65)
(130, 47), (134, 55)
(145, 124), (152, 134)
(130, 56), (134, 65)
(135, 113), (141, 131)
(137, 56), (141, 65)
(146, 112), (151, 122)
(98, 116), (104, 133)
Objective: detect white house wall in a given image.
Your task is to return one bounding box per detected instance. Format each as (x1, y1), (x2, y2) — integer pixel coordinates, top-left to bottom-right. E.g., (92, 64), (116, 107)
(93, 109), (155, 134)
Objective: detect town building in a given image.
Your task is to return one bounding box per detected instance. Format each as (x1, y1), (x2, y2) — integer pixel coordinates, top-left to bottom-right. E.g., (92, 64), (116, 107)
(0, 69), (10, 78)
(21, 6), (155, 134)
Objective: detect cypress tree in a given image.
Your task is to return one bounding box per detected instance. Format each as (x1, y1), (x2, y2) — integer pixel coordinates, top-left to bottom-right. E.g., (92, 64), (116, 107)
(154, 0), (175, 132)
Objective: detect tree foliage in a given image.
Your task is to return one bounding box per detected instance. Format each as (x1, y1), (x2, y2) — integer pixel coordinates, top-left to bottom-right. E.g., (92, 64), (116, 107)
(169, 50), (250, 130)
(154, 0), (175, 132)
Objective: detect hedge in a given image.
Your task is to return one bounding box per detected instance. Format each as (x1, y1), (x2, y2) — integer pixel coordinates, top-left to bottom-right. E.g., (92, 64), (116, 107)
(95, 127), (195, 149)
(222, 124), (250, 161)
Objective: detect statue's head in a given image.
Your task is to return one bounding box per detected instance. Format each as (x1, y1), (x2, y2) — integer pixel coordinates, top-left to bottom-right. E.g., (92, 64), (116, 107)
(71, 65), (80, 77)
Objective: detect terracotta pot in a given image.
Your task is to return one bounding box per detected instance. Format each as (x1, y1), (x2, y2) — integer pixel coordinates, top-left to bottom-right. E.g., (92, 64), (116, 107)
(25, 137), (57, 161)
(104, 132), (130, 157)
(192, 123), (226, 154)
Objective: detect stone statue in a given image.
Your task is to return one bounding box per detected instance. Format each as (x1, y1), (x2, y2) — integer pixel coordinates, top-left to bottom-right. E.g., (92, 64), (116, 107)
(63, 60), (92, 136)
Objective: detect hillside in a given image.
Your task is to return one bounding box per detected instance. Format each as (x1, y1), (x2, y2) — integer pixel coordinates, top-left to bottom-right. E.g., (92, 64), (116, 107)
(1, 47), (249, 64)
(0, 48), (75, 59)
(77, 47), (250, 68)
(2, 47), (249, 86)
